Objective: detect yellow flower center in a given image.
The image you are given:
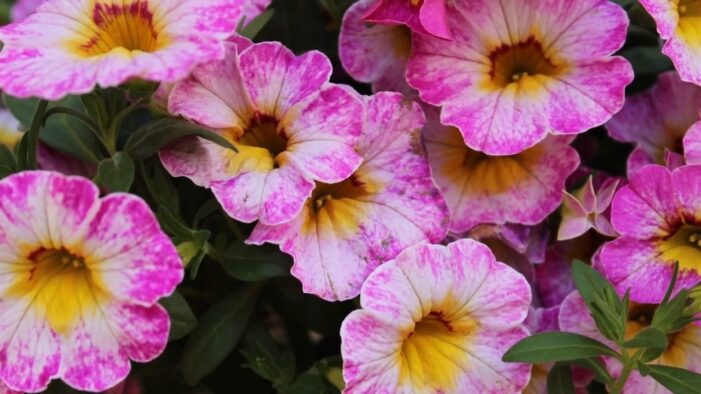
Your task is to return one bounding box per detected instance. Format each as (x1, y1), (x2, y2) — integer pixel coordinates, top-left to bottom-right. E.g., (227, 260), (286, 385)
(303, 175), (378, 237)
(658, 224), (701, 271)
(397, 300), (477, 391)
(224, 116), (289, 173)
(487, 36), (565, 91)
(70, 0), (169, 57)
(7, 247), (107, 334)
(625, 302), (693, 367)
(678, 0), (701, 46)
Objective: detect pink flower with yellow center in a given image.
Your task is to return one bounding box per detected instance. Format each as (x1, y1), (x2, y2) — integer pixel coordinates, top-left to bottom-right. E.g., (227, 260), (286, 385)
(607, 71), (701, 175)
(340, 0), (413, 94)
(640, 0), (701, 85)
(161, 40), (364, 226)
(0, 171), (183, 392)
(601, 164), (701, 303)
(560, 291), (701, 393)
(424, 109), (579, 233)
(362, 0), (450, 40)
(340, 239), (532, 393)
(407, 0), (633, 155)
(248, 92), (448, 301)
(0, 0), (246, 100)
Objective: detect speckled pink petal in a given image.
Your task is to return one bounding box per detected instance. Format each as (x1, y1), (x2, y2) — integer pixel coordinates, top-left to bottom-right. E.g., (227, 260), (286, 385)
(663, 32), (701, 86)
(105, 303), (170, 363)
(0, 171), (99, 252)
(82, 194), (183, 305)
(425, 114), (579, 232)
(684, 122), (701, 164)
(239, 42), (332, 118)
(0, 0), (245, 100)
(249, 93), (447, 300)
(0, 302), (60, 392)
(340, 0), (413, 94)
(241, 0), (272, 21)
(672, 165), (701, 224)
(9, 0), (43, 21)
(610, 165), (679, 238)
(407, 0), (632, 155)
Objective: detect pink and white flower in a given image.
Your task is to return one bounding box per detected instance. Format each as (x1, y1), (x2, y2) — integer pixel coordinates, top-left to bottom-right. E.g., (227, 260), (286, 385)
(0, 171), (182, 392)
(362, 0), (450, 40)
(9, 0), (43, 21)
(407, 0), (633, 155)
(340, 240), (532, 393)
(560, 291), (701, 393)
(607, 71), (701, 175)
(161, 40), (363, 225)
(248, 92), (448, 301)
(424, 111), (579, 232)
(0, 0), (246, 100)
(558, 175), (620, 240)
(601, 164), (701, 303)
(340, 0), (413, 94)
(639, 0), (701, 85)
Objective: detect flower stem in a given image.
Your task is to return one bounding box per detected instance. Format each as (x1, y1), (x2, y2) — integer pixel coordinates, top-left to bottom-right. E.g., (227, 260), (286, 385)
(609, 355), (635, 394)
(26, 99), (49, 170)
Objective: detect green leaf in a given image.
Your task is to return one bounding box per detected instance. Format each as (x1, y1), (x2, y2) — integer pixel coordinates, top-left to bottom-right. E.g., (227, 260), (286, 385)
(124, 117), (236, 160)
(221, 241), (292, 282)
(160, 291), (197, 341)
(289, 357), (344, 394)
(547, 363), (575, 394)
(4, 94), (101, 164)
(238, 9), (275, 39)
(571, 260), (610, 306)
(96, 152), (134, 192)
(140, 158), (180, 213)
(621, 46), (674, 76)
(0, 144), (17, 178)
(180, 284), (261, 385)
(241, 326), (296, 392)
(502, 332), (619, 363)
(642, 364), (701, 394)
(623, 326), (668, 349)
(653, 288), (694, 334)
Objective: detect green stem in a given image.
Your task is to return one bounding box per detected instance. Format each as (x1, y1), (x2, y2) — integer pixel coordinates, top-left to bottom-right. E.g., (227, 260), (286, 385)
(610, 362), (634, 394)
(105, 97), (148, 154)
(42, 107), (111, 156)
(26, 100), (49, 170)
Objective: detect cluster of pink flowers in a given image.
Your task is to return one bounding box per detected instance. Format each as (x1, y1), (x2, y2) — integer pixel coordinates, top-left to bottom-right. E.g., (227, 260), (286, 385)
(0, 0), (700, 392)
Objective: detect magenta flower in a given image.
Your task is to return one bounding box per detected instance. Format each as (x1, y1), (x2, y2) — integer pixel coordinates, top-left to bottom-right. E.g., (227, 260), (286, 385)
(424, 109), (579, 232)
(0, 171), (182, 392)
(161, 40), (363, 225)
(362, 0), (450, 40)
(341, 240), (531, 393)
(683, 121), (701, 164)
(558, 175), (620, 240)
(601, 164), (701, 303)
(248, 92), (448, 301)
(561, 291), (701, 393)
(0, 0), (247, 100)
(407, 0), (633, 155)
(639, 0), (701, 85)
(340, 0), (413, 94)
(9, 0), (43, 21)
(607, 71), (701, 175)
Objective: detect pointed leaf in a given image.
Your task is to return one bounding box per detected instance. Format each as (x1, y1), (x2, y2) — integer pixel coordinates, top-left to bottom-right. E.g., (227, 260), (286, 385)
(547, 363), (575, 394)
(96, 152), (134, 192)
(643, 364), (701, 394)
(160, 291), (197, 341)
(622, 326), (668, 350)
(221, 241), (292, 281)
(503, 332), (619, 363)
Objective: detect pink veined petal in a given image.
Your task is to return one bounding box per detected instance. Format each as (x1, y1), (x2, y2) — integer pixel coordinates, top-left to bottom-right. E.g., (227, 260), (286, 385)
(684, 122), (701, 165)
(672, 165), (701, 225)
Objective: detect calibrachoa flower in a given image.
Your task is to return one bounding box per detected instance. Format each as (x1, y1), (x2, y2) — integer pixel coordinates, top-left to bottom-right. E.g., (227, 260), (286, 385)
(340, 0), (413, 94)
(161, 40), (363, 225)
(407, 0), (633, 155)
(424, 111), (579, 232)
(0, 171), (183, 392)
(0, 110), (23, 149)
(560, 291), (701, 393)
(340, 240), (531, 393)
(601, 164), (701, 303)
(639, 0), (701, 85)
(362, 0), (450, 39)
(607, 71), (701, 175)
(0, 0), (246, 100)
(248, 92), (448, 301)
(558, 175), (619, 240)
